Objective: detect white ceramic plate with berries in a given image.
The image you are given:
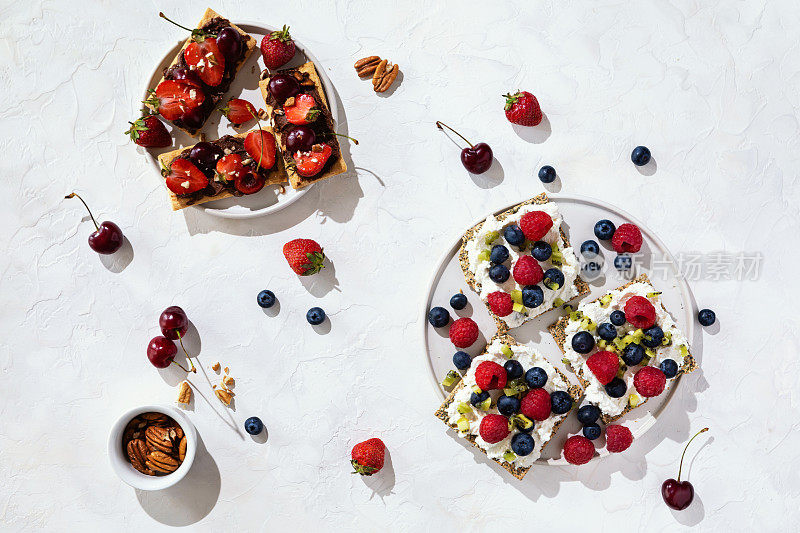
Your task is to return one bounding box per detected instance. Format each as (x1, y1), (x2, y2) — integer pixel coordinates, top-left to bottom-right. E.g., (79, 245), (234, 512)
(142, 23), (341, 219)
(422, 193), (696, 465)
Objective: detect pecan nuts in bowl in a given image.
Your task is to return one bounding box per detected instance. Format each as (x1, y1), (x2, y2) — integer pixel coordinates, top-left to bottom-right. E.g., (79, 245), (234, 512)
(108, 405), (197, 491)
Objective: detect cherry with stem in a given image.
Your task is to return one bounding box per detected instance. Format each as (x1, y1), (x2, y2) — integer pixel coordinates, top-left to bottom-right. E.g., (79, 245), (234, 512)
(662, 427), (709, 510)
(435, 121), (493, 174)
(65, 192), (124, 254)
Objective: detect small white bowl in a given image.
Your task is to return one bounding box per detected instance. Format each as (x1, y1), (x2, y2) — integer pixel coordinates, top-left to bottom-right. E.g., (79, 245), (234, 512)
(108, 405), (197, 491)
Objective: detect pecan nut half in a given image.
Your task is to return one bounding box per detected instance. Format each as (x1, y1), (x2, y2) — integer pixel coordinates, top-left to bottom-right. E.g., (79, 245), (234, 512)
(376, 64), (399, 93)
(355, 56), (381, 77)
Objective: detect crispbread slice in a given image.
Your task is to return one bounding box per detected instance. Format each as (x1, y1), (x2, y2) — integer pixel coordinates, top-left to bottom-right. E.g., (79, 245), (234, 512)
(157, 128), (287, 211)
(548, 273), (697, 423)
(434, 332), (582, 479)
(148, 8), (257, 137)
(258, 61), (347, 189)
(458, 193), (590, 331)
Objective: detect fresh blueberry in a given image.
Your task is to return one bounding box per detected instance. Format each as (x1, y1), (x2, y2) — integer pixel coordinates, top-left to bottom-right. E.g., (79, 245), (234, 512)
(622, 343), (645, 366)
(453, 351), (471, 370)
(631, 145), (651, 166)
(306, 307), (326, 325)
(497, 395), (521, 416)
(470, 390), (490, 406)
(511, 432), (536, 456)
(610, 310), (626, 326)
(571, 331), (595, 354)
(504, 224), (525, 246)
(490, 244), (510, 264)
(550, 391), (573, 414)
(614, 254), (632, 271)
(450, 293), (468, 310)
(428, 306), (450, 327)
(660, 358), (679, 378)
(580, 240), (600, 257)
(538, 165), (556, 184)
(525, 367), (548, 388)
(597, 322), (617, 341)
(257, 290), (276, 308)
(698, 308), (716, 326)
(489, 264), (510, 283)
(577, 404), (601, 425)
(522, 285), (544, 308)
(543, 268), (565, 290)
(594, 219), (616, 241)
(605, 377), (627, 398)
(531, 240), (552, 261)
(642, 325), (664, 348)
(582, 423), (601, 440)
(504, 359), (524, 380)
(244, 416), (264, 435)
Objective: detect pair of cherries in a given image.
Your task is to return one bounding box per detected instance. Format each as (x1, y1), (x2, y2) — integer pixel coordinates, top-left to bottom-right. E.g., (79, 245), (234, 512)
(147, 306), (196, 373)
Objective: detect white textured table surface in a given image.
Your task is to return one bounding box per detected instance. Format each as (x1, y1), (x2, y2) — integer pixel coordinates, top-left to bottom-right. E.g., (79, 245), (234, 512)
(2, 1), (798, 531)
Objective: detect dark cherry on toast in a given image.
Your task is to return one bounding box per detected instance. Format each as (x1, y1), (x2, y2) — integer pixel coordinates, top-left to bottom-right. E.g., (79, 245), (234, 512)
(261, 66), (341, 184)
(147, 10), (256, 136)
(161, 130), (279, 205)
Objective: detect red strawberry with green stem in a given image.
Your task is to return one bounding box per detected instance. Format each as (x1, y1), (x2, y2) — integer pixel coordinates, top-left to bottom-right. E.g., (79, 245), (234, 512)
(503, 91), (542, 126)
(220, 98), (257, 126)
(164, 159), (209, 195)
(351, 438), (385, 476)
(125, 115), (171, 148)
(284, 94), (320, 125)
(145, 79), (205, 121)
(260, 25), (296, 69)
(282, 238), (325, 275)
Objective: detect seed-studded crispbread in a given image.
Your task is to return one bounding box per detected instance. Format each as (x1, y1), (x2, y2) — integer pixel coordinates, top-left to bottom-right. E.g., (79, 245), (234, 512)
(434, 332), (582, 480)
(148, 8), (257, 137)
(548, 273), (697, 423)
(458, 193), (590, 331)
(258, 61), (347, 189)
(157, 128), (287, 211)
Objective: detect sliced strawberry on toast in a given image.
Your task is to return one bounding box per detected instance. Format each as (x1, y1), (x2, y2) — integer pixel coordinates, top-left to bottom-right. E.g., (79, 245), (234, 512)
(165, 159), (208, 195)
(184, 37), (225, 86)
(293, 144), (332, 177)
(284, 94), (320, 125)
(244, 129), (277, 170)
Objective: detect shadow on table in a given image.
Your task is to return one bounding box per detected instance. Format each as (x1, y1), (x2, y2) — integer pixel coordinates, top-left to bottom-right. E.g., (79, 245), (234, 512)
(135, 433), (220, 526)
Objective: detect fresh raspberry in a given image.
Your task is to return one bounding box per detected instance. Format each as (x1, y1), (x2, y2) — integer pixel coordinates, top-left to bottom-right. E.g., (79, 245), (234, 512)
(503, 91), (543, 126)
(586, 350), (619, 385)
(624, 296), (656, 329)
(475, 361), (507, 391)
(519, 211), (553, 241)
(611, 223), (643, 254)
(449, 317), (479, 348)
(520, 388), (551, 421)
(487, 291), (513, 317)
(633, 366), (666, 397)
(563, 435), (595, 465)
(512, 256), (544, 285)
(605, 424), (633, 453)
(479, 414), (510, 444)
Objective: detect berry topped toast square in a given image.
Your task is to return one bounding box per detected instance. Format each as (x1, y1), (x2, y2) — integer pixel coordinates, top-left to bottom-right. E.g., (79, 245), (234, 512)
(548, 274), (697, 423)
(434, 333), (581, 479)
(459, 193), (590, 331)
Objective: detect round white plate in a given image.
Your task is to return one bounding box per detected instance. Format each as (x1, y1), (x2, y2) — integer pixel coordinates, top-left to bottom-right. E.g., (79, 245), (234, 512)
(421, 193), (695, 465)
(142, 22), (341, 219)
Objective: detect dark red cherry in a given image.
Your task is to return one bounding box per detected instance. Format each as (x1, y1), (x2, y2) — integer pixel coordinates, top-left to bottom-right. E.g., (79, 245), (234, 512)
(235, 172), (266, 194)
(181, 106), (205, 130)
(147, 336), (177, 368)
(285, 126), (316, 152)
(65, 193), (124, 254)
(662, 427), (709, 511)
(159, 306), (188, 340)
(435, 121), (493, 174)
(170, 65), (202, 87)
(189, 141), (224, 174)
(268, 73), (301, 102)
(216, 26), (241, 62)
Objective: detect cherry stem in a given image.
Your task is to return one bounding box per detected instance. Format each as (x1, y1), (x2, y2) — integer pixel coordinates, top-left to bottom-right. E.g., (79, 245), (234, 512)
(159, 12), (193, 33)
(64, 192), (99, 231)
(677, 427), (709, 481)
(171, 360), (192, 373)
(435, 121), (473, 148)
(331, 132), (359, 145)
(249, 108), (266, 171)
(176, 330), (196, 373)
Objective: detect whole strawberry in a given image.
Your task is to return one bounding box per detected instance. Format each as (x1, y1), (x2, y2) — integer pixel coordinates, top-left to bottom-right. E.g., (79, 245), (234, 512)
(260, 25), (296, 69)
(351, 437), (385, 476)
(503, 91), (543, 126)
(125, 115), (171, 148)
(283, 238), (325, 275)
(220, 98), (257, 126)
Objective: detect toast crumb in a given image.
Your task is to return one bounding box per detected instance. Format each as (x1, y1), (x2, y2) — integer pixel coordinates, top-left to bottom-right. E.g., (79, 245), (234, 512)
(211, 362), (221, 372)
(222, 375), (234, 388)
(224, 366), (229, 374)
